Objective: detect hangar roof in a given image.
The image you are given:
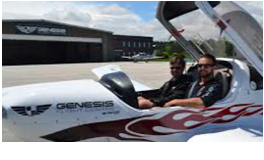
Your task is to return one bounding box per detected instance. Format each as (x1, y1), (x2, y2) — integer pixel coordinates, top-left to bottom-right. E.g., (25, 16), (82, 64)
(2, 19), (113, 34)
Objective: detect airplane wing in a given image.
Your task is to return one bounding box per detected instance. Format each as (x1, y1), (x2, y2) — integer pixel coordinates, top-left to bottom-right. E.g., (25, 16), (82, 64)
(92, 65), (152, 91)
(142, 56), (164, 61)
(121, 56), (133, 60)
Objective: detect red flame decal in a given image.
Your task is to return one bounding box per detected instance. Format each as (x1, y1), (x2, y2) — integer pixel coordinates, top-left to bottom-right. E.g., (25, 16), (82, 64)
(127, 103), (263, 136)
(42, 103), (262, 141)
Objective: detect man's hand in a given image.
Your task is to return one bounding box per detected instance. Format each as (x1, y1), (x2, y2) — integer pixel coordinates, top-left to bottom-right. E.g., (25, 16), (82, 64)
(164, 100), (178, 108)
(151, 106), (162, 110)
(163, 98), (205, 109)
(138, 97), (154, 109)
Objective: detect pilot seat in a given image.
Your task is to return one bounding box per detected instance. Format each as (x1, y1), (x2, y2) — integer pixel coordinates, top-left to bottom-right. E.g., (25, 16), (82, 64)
(214, 70), (230, 99)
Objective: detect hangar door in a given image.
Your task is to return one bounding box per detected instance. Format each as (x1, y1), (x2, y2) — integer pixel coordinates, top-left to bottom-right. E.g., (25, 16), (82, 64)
(2, 35), (103, 65)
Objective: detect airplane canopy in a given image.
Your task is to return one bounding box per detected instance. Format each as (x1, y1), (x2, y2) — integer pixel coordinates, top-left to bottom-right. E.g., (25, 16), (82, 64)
(156, 1), (263, 75)
(157, 1), (220, 21)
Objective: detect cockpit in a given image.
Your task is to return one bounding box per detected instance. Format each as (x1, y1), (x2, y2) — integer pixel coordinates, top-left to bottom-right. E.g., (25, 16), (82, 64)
(98, 60), (234, 109)
(99, 1), (263, 109)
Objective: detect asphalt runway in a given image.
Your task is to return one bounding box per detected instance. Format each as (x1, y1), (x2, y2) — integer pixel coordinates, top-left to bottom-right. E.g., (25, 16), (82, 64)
(3, 61), (193, 142)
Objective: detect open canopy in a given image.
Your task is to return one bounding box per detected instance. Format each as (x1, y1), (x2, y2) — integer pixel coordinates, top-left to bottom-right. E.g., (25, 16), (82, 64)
(156, 1), (221, 60)
(156, 1), (263, 76)
(157, 1), (220, 21)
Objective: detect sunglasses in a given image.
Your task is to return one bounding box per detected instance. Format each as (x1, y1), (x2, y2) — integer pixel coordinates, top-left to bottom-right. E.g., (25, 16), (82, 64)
(170, 66), (183, 70)
(198, 64), (215, 68)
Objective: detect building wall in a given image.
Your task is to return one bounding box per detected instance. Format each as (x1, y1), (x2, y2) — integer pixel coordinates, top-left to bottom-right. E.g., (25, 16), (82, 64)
(113, 35), (154, 60)
(2, 20), (154, 65)
(2, 20), (113, 65)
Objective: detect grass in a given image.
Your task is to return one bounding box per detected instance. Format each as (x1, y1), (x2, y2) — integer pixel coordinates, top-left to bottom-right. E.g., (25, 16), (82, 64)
(150, 58), (170, 62)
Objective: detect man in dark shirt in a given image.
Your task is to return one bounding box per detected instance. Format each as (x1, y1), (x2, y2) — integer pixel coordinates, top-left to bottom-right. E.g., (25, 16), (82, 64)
(164, 54), (222, 109)
(138, 57), (191, 109)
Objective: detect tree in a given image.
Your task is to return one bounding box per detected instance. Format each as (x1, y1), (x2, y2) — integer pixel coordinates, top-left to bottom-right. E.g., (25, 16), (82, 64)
(154, 37), (235, 60)
(225, 40), (234, 57)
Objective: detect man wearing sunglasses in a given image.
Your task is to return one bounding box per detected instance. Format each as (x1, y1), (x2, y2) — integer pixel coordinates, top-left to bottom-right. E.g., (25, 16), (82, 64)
(163, 54), (222, 109)
(138, 56), (191, 109)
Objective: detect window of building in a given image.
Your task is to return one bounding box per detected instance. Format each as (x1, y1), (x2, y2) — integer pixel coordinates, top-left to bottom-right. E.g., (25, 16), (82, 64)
(134, 42), (136, 48)
(138, 42), (141, 48)
(122, 42), (126, 47)
(143, 42), (146, 48)
(148, 42), (151, 48)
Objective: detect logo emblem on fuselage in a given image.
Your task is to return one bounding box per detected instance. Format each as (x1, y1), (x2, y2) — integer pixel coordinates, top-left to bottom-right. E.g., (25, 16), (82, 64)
(11, 104), (52, 116)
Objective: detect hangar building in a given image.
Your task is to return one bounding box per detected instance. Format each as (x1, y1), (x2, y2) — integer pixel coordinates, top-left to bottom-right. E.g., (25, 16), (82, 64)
(2, 19), (153, 65)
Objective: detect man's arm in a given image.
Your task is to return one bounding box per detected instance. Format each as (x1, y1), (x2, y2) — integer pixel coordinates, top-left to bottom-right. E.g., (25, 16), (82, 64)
(163, 98), (205, 109)
(150, 81), (190, 106)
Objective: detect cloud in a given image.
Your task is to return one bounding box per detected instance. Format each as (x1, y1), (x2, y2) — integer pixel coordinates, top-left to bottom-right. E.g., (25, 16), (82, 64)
(2, 1), (263, 41)
(43, 8), (92, 26)
(99, 4), (131, 16)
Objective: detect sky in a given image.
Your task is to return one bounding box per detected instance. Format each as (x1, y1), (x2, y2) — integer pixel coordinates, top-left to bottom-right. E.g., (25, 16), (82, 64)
(2, 1), (263, 41)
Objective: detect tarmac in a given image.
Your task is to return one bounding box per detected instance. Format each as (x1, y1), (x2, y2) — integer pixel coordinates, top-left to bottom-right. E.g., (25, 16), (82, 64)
(2, 62), (173, 88)
(2, 61), (191, 142)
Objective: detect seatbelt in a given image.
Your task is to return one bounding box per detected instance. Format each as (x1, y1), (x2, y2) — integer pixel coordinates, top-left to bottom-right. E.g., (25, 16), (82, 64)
(187, 81), (198, 98)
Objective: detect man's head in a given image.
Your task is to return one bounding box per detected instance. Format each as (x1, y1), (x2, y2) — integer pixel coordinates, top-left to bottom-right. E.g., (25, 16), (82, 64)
(170, 57), (186, 78)
(198, 54), (216, 78)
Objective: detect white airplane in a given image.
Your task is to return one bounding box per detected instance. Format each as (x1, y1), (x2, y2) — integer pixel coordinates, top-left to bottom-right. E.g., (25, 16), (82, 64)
(122, 52), (164, 63)
(2, 1), (263, 142)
